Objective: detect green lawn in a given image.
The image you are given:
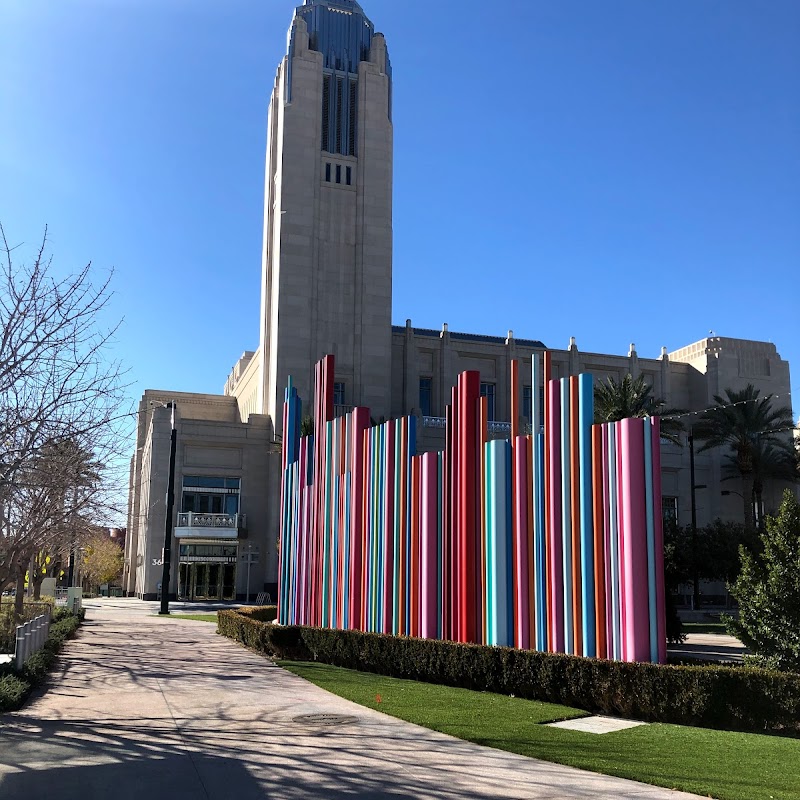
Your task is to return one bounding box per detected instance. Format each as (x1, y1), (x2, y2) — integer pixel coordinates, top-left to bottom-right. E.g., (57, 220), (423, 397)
(283, 661), (800, 800)
(154, 613), (218, 623)
(683, 622), (729, 635)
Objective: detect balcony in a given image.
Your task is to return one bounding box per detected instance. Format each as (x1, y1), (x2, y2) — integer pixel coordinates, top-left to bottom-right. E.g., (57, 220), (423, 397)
(175, 512), (247, 540)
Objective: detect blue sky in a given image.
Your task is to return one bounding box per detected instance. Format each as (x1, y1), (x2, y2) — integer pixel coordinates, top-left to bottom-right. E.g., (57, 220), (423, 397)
(1, 0), (798, 420)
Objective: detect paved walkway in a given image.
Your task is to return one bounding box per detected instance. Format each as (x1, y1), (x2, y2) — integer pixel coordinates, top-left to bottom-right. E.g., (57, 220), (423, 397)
(669, 632), (747, 663)
(0, 599), (703, 799)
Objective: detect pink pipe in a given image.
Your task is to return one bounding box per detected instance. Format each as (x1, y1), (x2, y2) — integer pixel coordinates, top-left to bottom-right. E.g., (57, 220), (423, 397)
(620, 419), (649, 662)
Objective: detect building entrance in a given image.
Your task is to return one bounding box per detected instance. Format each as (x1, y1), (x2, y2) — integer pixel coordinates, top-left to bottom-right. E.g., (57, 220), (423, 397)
(178, 563), (236, 601)
(177, 542), (238, 601)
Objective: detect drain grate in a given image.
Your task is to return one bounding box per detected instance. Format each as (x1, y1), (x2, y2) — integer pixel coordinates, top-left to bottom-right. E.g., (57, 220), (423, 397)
(293, 713), (358, 727)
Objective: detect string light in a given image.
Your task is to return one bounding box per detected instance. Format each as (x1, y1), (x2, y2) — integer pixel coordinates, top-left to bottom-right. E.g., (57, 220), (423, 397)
(659, 391), (795, 423)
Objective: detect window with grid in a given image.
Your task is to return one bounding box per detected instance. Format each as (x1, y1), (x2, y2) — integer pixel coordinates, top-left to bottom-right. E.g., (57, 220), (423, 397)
(480, 382), (496, 421)
(662, 496), (678, 523)
(333, 382), (346, 406)
(419, 378), (432, 417)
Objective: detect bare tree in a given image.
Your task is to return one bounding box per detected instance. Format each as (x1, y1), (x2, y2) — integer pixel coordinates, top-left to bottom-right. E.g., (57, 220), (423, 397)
(0, 225), (130, 612)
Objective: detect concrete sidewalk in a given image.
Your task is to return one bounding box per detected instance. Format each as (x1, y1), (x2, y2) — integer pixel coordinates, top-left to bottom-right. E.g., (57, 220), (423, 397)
(0, 599), (702, 800)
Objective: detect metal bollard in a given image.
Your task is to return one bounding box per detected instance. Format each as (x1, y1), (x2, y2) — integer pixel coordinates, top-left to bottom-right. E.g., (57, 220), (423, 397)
(14, 625), (24, 671)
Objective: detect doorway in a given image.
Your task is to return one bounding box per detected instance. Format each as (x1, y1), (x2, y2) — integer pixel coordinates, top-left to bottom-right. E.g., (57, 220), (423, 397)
(178, 563), (236, 601)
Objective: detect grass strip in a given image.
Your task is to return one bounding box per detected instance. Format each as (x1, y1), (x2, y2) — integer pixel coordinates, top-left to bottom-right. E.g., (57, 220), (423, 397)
(283, 660), (800, 800)
(683, 623), (729, 635)
(154, 614), (218, 623)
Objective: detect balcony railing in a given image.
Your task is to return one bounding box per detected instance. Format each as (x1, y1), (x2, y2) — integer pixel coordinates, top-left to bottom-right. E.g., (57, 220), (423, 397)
(176, 512), (246, 530)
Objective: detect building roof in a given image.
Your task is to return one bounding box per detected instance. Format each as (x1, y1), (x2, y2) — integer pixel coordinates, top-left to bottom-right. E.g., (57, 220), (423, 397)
(392, 325), (546, 350)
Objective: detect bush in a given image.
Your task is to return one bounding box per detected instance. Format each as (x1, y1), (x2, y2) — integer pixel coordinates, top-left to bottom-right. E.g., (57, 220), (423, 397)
(727, 491), (800, 672)
(234, 605), (278, 623)
(0, 674), (28, 711)
(217, 611), (800, 734)
(0, 600), (55, 653)
(0, 609), (83, 713)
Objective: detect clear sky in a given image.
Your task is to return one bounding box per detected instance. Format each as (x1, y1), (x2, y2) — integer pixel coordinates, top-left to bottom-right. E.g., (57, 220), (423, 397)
(1, 0), (798, 421)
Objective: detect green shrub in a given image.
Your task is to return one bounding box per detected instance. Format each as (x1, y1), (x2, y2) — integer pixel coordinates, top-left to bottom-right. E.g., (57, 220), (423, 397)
(0, 601), (55, 653)
(727, 491), (800, 672)
(217, 610), (306, 659)
(0, 609), (83, 713)
(217, 611), (800, 734)
(0, 674), (28, 711)
(234, 605), (278, 623)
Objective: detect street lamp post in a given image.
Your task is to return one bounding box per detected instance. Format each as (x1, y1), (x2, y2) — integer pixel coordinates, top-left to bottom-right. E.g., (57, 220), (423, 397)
(246, 542), (253, 604)
(159, 403), (177, 616)
(688, 432), (707, 611)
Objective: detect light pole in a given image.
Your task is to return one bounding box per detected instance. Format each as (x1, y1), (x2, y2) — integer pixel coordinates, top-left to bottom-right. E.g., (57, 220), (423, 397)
(688, 432), (707, 611)
(245, 542), (255, 604)
(159, 403), (177, 616)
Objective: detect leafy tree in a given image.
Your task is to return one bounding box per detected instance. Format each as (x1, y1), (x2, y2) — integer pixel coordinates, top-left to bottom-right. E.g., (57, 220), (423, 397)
(696, 385), (795, 531)
(81, 532), (123, 590)
(662, 519), (689, 643)
(593, 373), (685, 445)
(700, 519), (760, 584)
(300, 415), (314, 437)
(725, 490), (800, 672)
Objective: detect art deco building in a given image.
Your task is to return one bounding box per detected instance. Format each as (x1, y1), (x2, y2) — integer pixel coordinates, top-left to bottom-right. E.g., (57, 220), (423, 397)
(124, 0), (794, 603)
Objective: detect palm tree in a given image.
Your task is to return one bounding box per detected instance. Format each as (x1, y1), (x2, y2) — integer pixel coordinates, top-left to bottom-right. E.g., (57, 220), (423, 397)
(593, 373), (685, 445)
(300, 416), (314, 437)
(695, 385), (795, 531)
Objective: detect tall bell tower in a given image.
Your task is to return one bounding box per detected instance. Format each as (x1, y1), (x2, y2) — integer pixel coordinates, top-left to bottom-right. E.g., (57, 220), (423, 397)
(257, 0), (393, 431)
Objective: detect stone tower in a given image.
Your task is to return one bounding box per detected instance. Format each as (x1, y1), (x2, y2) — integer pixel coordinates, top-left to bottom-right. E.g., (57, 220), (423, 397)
(257, 0), (393, 432)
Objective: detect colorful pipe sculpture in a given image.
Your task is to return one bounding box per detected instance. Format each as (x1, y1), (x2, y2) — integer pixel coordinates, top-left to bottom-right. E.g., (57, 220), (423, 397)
(278, 354), (667, 663)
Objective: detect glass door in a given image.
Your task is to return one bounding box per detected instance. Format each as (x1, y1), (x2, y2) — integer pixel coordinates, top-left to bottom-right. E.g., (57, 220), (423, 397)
(207, 565), (220, 599)
(178, 564), (190, 600)
(194, 564), (209, 599)
(222, 564), (236, 600)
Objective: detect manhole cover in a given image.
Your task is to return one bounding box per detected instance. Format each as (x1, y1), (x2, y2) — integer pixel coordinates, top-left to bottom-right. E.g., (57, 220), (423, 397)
(293, 713), (358, 727)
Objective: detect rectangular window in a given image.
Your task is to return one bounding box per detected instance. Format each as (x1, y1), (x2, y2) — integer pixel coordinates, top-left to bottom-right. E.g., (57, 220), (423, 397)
(662, 496), (678, 523)
(522, 386), (532, 422)
(321, 75), (331, 151)
(346, 166), (352, 186)
(480, 382), (496, 421)
(333, 382), (346, 406)
(183, 476), (240, 490)
(348, 78), (357, 155)
(335, 164), (342, 184)
(325, 163), (331, 182)
(181, 476), (240, 516)
(335, 76), (344, 153)
(419, 378), (432, 417)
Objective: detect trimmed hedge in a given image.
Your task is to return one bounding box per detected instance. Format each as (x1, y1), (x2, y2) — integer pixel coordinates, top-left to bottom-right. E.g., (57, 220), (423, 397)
(233, 605), (278, 623)
(217, 610), (800, 734)
(0, 612), (83, 712)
